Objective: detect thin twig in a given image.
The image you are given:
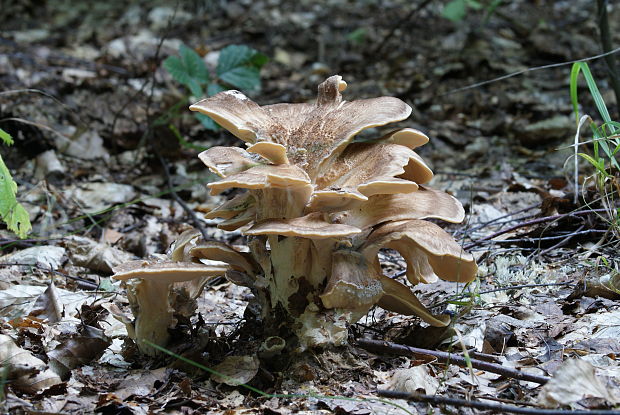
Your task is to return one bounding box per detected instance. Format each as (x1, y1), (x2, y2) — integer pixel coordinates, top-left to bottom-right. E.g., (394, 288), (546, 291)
(156, 153), (210, 241)
(539, 225), (585, 256)
(442, 46), (620, 96)
(463, 209), (609, 250)
(377, 390), (620, 415)
(356, 338), (550, 385)
(0, 262), (99, 290)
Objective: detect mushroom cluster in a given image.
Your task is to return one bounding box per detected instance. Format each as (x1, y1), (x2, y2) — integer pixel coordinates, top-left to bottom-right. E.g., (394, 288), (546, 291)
(113, 76), (477, 354)
(188, 76), (477, 349)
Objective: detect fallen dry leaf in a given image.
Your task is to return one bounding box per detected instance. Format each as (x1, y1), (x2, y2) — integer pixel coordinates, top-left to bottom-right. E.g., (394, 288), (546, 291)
(0, 334), (63, 394)
(538, 358), (619, 408)
(211, 355), (260, 386)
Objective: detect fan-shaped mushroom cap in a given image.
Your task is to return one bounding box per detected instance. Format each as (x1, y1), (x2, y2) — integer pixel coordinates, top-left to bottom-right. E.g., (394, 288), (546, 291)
(207, 164), (311, 195)
(190, 90), (267, 143)
(245, 212), (361, 239)
(362, 220), (477, 285)
(112, 260), (227, 283)
(306, 189), (367, 212)
(311, 142), (420, 212)
(331, 186), (465, 230)
(198, 147), (259, 178)
(218, 206), (257, 231)
(169, 229), (202, 262)
(246, 142), (289, 165)
(205, 192), (255, 220)
(320, 250), (383, 310)
(400, 152), (433, 184)
(377, 274), (450, 327)
(382, 128), (429, 150)
(190, 241), (258, 276)
(190, 75), (412, 179)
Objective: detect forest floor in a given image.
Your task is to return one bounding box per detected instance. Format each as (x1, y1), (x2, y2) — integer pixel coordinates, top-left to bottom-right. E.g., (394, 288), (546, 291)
(1, 1), (619, 414)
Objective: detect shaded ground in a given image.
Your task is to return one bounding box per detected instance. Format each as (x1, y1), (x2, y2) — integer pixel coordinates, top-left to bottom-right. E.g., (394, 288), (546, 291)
(1, 1), (619, 413)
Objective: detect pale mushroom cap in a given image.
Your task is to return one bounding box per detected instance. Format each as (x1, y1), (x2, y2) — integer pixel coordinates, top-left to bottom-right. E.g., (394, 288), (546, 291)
(377, 274), (451, 327)
(112, 260), (227, 283)
(189, 241), (258, 276)
(331, 186), (465, 230)
(189, 76), (412, 179)
(198, 147), (259, 178)
(362, 219), (477, 284)
(245, 212), (362, 239)
(246, 142), (289, 165)
(320, 250), (383, 310)
(385, 128), (429, 150)
(204, 192), (255, 220)
(207, 164), (311, 195)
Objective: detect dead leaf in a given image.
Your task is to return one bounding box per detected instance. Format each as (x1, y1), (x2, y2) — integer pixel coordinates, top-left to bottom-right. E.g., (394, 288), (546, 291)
(48, 325), (111, 379)
(0, 334), (63, 394)
(538, 359), (619, 408)
(211, 355), (260, 386)
(30, 283), (63, 323)
(389, 365), (439, 395)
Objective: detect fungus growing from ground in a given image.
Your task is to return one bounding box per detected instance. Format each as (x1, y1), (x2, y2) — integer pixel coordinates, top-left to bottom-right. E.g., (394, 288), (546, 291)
(113, 76), (477, 354)
(112, 231), (227, 356)
(186, 76), (477, 349)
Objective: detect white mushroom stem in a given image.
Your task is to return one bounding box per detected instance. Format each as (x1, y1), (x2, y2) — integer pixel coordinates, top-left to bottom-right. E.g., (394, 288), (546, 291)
(128, 279), (174, 356)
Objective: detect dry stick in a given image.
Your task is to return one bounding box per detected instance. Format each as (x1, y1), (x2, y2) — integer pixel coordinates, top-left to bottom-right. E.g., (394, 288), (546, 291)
(456, 203), (540, 239)
(463, 209), (609, 250)
(377, 390), (620, 415)
(157, 153), (210, 242)
(538, 224), (585, 256)
(356, 338), (550, 385)
(0, 262), (99, 290)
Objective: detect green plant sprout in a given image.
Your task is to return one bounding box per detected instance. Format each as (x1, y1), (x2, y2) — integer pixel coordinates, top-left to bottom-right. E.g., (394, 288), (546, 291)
(570, 62), (620, 236)
(163, 44), (268, 131)
(0, 128), (31, 239)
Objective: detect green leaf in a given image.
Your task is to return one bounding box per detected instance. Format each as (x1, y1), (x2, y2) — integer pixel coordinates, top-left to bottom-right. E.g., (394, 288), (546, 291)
(194, 113), (220, 131)
(163, 56), (192, 86)
(0, 155), (31, 238)
(220, 67), (261, 91)
(214, 45), (267, 92)
(0, 128), (13, 146)
(179, 44), (210, 83)
(163, 44), (209, 97)
(442, 0), (467, 21)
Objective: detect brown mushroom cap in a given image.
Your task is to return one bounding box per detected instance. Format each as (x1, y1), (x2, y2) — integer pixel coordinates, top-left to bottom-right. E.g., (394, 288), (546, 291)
(189, 241), (258, 276)
(112, 260), (227, 283)
(311, 142), (420, 213)
(205, 192), (255, 220)
(217, 206), (257, 231)
(169, 229), (202, 262)
(399, 152), (434, 184)
(246, 142), (289, 165)
(320, 250), (383, 310)
(190, 76), (412, 179)
(190, 90), (268, 143)
(207, 164), (311, 195)
(198, 147), (260, 178)
(382, 128), (429, 150)
(362, 219), (477, 285)
(377, 274), (451, 327)
(331, 186), (465, 230)
(245, 212), (361, 239)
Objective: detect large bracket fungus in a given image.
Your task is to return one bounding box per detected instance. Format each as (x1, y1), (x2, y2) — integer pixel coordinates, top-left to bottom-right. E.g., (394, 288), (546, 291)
(113, 76), (477, 354)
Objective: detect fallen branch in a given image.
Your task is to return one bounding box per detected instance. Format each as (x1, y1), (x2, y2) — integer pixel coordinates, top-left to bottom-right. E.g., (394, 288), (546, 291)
(356, 338), (550, 385)
(377, 390), (620, 415)
(464, 209), (608, 250)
